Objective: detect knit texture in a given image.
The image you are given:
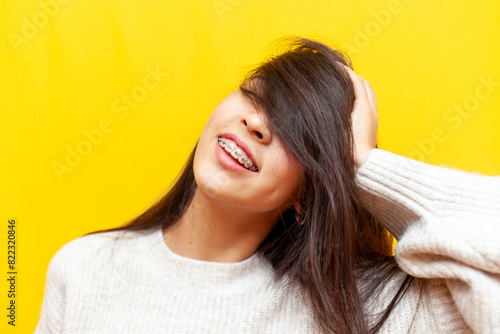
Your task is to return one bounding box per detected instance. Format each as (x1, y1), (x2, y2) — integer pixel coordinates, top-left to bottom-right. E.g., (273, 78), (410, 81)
(35, 149), (500, 333)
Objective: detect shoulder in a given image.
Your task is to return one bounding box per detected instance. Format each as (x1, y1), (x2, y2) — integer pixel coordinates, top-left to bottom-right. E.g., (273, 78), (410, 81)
(51, 229), (138, 262)
(360, 265), (472, 333)
(46, 228), (159, 281)
(395, 277), (472, 332)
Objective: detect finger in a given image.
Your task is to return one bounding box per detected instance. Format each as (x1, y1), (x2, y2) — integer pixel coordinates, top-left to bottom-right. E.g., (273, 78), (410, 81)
(362, 79), (377, 111)
(337, 63), (370, 105)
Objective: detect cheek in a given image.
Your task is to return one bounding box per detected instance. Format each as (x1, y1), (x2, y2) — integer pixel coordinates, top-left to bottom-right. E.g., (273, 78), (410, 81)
(193, 139), (229, 194)
(253, 164), (304, 210)
(274, 157), (305, 201)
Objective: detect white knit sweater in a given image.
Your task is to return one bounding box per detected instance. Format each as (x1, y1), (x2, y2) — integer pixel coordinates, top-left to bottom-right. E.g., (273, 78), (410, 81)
(34, 149), (500, 333)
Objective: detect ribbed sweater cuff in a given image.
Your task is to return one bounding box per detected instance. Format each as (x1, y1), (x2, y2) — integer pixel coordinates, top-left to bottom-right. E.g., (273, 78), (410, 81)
(354, 149), (500, 240)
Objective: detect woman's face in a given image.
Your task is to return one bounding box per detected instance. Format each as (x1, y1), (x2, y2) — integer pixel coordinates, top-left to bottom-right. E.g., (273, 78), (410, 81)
(193, 87), (305, 216)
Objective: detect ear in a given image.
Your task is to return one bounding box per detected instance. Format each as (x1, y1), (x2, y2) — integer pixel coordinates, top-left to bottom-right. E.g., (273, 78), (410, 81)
(293, 201), (304, 215)
(291, 181), (305, 215)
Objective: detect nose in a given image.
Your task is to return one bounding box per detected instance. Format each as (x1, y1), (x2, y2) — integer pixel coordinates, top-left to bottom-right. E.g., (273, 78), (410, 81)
(240, 113), (272, 144)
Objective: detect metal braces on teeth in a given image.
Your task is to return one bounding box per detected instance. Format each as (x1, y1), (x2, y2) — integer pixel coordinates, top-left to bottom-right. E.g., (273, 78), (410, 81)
(218, 137), (258, 172)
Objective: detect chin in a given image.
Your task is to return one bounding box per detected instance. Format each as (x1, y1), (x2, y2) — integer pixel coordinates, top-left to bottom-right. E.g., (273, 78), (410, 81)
(193, 160), (228, 196)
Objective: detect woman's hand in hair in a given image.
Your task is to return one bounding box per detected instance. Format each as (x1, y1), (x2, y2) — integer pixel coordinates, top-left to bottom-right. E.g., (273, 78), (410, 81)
(339, 64), (379, 170)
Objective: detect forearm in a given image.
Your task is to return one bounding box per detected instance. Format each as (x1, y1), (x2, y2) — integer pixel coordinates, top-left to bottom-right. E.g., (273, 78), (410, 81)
(355, 148), (500, 333)
(354, 148), (500, 239)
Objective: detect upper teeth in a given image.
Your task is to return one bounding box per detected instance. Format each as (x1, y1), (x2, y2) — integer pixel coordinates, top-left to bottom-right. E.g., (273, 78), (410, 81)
(218, 137), (258, 172)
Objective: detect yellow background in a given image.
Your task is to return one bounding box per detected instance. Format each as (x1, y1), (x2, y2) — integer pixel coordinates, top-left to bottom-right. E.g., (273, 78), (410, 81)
(1, 0), (499, 332)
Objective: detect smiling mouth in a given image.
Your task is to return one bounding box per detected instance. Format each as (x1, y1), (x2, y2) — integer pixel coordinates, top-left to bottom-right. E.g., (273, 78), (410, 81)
(218, 137), (258, 172)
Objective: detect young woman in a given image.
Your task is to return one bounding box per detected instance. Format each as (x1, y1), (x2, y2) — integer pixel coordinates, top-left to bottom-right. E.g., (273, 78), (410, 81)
(35, 37), (500, 334)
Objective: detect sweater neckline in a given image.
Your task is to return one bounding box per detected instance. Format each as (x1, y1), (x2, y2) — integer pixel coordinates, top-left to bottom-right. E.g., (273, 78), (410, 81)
(148, 225), (275, 291)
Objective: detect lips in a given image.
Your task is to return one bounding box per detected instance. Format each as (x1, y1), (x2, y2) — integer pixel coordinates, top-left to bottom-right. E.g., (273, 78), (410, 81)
(218, 138), (258, 172)
(219, 133), (258, 169)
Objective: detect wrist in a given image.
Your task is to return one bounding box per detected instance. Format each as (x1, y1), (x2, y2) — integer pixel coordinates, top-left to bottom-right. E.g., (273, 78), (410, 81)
(355, 148), (374, 171)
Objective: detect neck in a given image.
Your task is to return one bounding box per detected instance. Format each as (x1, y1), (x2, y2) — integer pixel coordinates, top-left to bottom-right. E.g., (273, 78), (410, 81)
(163, 190), (282, 263)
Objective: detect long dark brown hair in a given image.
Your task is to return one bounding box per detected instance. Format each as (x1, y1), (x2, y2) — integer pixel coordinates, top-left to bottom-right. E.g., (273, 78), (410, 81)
(89, 36), (415, 333)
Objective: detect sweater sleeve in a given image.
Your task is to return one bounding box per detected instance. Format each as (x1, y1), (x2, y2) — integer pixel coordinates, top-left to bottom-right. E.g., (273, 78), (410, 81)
(354, 148), (500, 334)
(34, 247), (67, 334)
